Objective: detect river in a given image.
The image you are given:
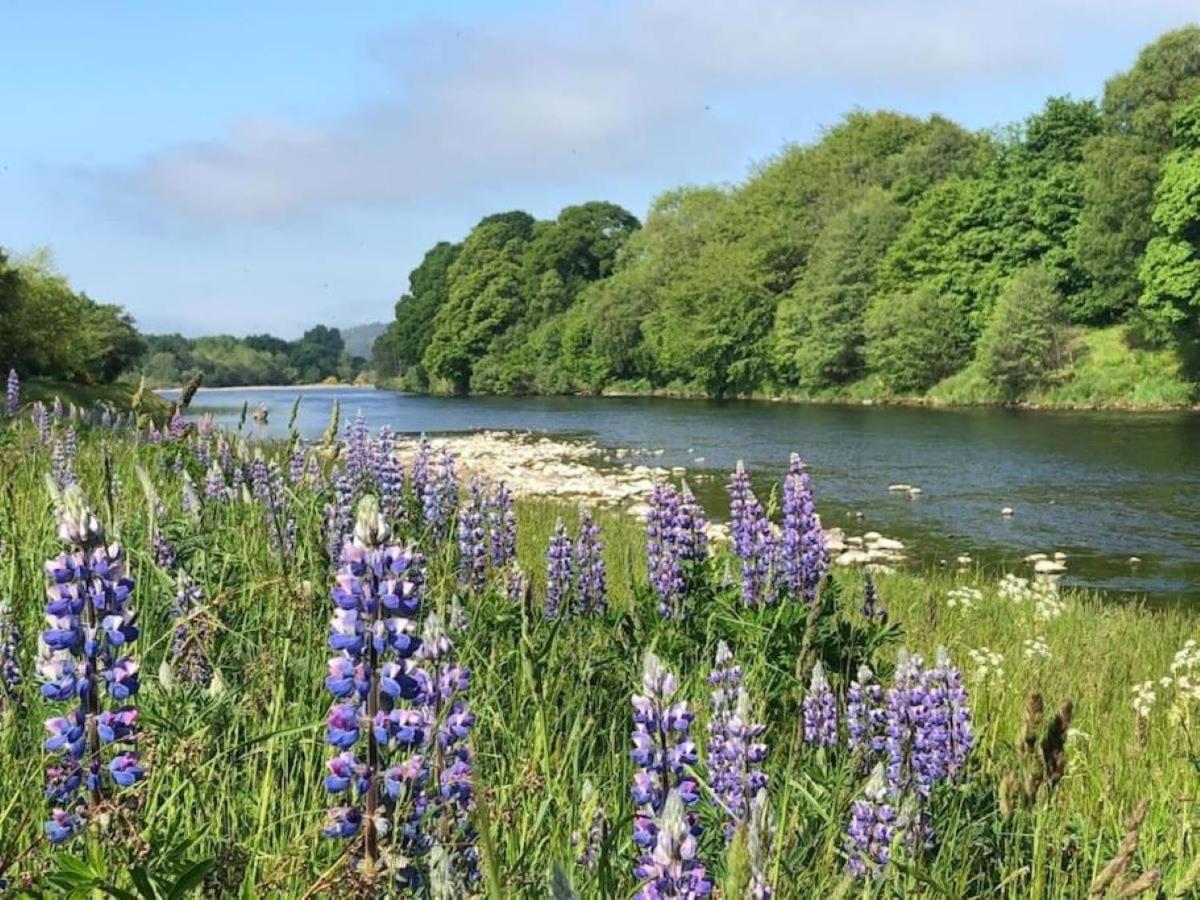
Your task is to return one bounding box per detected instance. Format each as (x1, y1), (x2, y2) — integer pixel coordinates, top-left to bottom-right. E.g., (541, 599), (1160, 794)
(164, 385), (1200, 604)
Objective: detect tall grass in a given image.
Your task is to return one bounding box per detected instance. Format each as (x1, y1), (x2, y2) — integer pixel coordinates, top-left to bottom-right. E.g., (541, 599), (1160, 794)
(0, 415), (1196, 897)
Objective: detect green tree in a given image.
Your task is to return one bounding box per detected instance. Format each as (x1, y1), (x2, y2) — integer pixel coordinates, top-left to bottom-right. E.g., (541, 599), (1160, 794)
(864, 286), (973, 393)
(773, 187), (908, 388)
(977, 265), (1070, 400)
(1139, 96), (1200, 341)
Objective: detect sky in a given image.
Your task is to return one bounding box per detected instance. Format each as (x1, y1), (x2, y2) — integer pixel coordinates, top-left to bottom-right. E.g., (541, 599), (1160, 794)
(0, 1), (1197, 339)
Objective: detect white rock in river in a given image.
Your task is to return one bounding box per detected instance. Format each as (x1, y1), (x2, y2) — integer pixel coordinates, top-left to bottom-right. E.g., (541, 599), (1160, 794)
(863, 531), (882, 542)
(1001, 507), (1015, 517)
(1128, 556), (1142, 565)
(846, 536), (864, 547)
(873, 537), (905, 552)
(1024, 553), (1048, 563)
(888, 484), (912, 492)
(908, 487), (923, 497)
(1034, 559), (1067, 574)
(835, 549), (871, 567)
(670, 466), (687, 476)
(1053, 552), (1067, 561)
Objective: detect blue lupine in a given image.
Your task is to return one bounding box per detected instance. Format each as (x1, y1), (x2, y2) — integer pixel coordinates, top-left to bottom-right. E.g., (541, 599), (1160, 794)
(6, 369), (18, 417)
(166, 573), (213, 688)
(706, 641), (767, 838)
(487, 481), (516, 568)
(263, 461), (296, 563)
(803, 662), (838, 748)
(728, 462), (775, 607)
(421, 448), (459, 537)
(374, 427), (405, 528)
(780, 453), (827, 603)
(411, 436), (432, 505)
(861, 571), (886, 622)
(645, 483), (708, 619)
(631, 652), (699, 865)
(545, 517), (573, 618)
(457, 479), (488, 593)
(845, 764), (898, 878)
(32, 402), (50, 444)
(413, 612), (479, 890)
(321, 496), (426, 878)
(574, 508), (606, 615)
(288, 442), (306, 485)
(345, 410), (371, 488)
(38, 485), (142, 843)
(846, 665), (886, 764)
(633, 790), (713, 900)
(51, 428), (77, 490)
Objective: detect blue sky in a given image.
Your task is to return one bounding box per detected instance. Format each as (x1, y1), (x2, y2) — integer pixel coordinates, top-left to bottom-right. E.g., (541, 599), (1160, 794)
(0, 1), (1196, 338)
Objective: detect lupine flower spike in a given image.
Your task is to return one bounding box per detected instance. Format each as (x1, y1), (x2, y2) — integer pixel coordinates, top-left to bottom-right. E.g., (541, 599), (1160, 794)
(39, 484), (143, 843)
(545, 517), (573, 619)
(707, 641), (767, 838)
(5, 369), (18, 417)
(803, 661), (838, 748)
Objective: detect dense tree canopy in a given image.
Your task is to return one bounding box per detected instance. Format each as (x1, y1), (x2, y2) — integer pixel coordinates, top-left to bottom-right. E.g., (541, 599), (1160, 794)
(381, 27), (1200, 402)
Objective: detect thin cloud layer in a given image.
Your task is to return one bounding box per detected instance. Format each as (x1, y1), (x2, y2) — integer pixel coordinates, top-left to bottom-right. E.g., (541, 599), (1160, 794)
(96, 0), (1155, 224)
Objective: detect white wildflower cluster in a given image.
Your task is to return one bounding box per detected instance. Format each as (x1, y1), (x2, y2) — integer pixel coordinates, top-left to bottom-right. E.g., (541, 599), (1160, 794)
(998, 574), (1065, 622)
(1167, 639), (1200, 726)
(1022, 636), (1051, 661)
(1131, 681), (1156, 719)
(967, 647), (1004, 684)
(946, 586), (982, 611)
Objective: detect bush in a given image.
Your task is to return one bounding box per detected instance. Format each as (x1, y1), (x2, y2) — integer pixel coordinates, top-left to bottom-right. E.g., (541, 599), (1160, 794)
(864, 286), (973, 393)
(977, 265), (1070, 400)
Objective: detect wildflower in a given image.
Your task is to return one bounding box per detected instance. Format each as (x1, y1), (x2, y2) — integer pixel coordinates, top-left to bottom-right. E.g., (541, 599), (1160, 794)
(1022, 637), (1051, 661)
(884, 649), (972, 799)
(846, 665), (886, 762)
(488, 482), (517, 569)
(631, 652), (699, 858)
(505, 563), (529, 606)
(803, 662), (838, 748)
(421, 448), (459, 537)
(456, 479), (488, 593)
(167, 573), (213, 688)
(706, 642), (767, 837)
(40, 485), (142, 843)
(633, 790), (713, 900)
(6, 369), (18, 416)
(1131, 681), (1156, 719)
(51, 428), (77, 489)
(575, 508), (607, 615)
(844, 764), (898, 878)
(321, 496), (426, 880)
(728, 462), (776, 607)
(646, 482), (708, 618)
(780, 453), (826, 603)
(545, 517), (573, 619)
(374, 427), (405, 527)
(861, 571), (886, 621)
(966, 647), (1005, 684)
(0, 598), (21, 707)
(946, 586), (981, 611)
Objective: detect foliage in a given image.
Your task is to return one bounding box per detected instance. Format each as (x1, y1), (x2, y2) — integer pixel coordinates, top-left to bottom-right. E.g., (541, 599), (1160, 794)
(977, 265), (1071, 400)
(864, 286), (974, 393)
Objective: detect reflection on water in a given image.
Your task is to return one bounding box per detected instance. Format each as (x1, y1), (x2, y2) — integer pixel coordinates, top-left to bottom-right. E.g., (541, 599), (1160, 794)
(161, 385), (1200, 603)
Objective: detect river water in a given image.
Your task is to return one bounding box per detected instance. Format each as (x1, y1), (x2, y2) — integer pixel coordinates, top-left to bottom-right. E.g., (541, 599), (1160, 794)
(166, 385), (1200, 603)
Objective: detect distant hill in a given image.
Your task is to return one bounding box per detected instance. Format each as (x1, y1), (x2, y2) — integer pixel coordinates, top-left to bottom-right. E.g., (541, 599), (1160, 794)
(340, 322), (387, 360)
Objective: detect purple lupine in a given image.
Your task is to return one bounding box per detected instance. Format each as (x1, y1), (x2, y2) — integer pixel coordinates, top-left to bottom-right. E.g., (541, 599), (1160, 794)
(411, 436), (432, 505)
(51, 428), (77, 490)
(728, 462), (776, 607)
(456, 479), (488, 593)
(250, 453), (271, 503)
(181, 472), (201, 519)
(165, 573), (213, 688)
(39, 485), (142, 843)
(421, 448), (459, 538)
(167, 407), (186, 440)
(487, 482), (516, 569)
(861, 572), (886, 622)
(706, 641), (767, 838)
(263, 461), (295, 563)
(505, 563), (529, 606)
(884, 650), (971, 799)
(32, 402), (50, 443)
(324, 470), (355, 566)
(780, 454), (826, 603)
(321, 496), (426, 879)
(204, 463), (227, 502)
(845, 764), (899, 878)
(413, 612), (479, 890)
(344, 411), (371, 488)
(631, 652), (700, 865)
(846, 665), (887, 764)
(288, 442), (306, 485)
(802, 662), (838, 748)
(633, 790), (713, 900)
(545, 517), (573, 619)
(574, 508), (606, 615)
(6, 369), (19, 417)
(646, 483), (684, 617)
(374, 428), (405, 528)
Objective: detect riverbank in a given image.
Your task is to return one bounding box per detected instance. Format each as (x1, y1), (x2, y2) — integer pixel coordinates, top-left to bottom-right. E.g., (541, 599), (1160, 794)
(23, 378), (170, 415)
(380, 326), (1198, 412)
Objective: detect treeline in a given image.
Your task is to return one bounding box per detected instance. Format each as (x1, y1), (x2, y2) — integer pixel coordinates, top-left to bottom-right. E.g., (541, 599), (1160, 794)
(0, 250), (143, 384)
(374, 28), (1200, 402)
(140, 326), (367, 388)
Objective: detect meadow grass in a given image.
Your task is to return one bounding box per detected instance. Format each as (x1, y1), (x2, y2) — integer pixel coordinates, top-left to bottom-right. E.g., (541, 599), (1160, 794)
(0, 415), (1197, 898)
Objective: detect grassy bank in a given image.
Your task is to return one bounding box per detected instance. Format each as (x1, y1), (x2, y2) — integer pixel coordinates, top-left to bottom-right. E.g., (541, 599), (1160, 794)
(20, 379), (170, 416)
(0, 411), (1196, 897)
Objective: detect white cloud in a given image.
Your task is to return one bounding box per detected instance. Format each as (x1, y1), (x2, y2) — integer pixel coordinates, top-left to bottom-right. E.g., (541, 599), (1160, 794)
(93, 0), (1197, 223)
